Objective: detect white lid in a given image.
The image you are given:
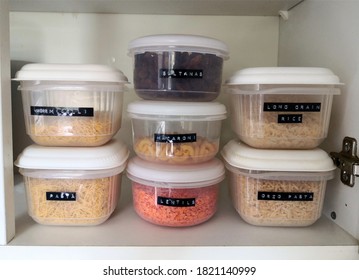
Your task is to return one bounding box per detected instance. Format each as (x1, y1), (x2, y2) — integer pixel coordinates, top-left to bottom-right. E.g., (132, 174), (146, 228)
(127, 101), (227, 120)
(221, 140), (336, 172)
(128, 34), (229, 59)
(15, 139), (129, 171)
(226, 67), (341, 85)
(13, 63), (128, 83)
(126, 157), (225, 188)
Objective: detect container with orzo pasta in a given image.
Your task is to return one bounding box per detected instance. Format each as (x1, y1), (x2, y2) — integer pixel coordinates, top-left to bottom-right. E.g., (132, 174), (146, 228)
(14, 140), (129, 226)
(14, 63), (128, 146)
(221, 140), (336, 227)
(226, 67), (342, 149)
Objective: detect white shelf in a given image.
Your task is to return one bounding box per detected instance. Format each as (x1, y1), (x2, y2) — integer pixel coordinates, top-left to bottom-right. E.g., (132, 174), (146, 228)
(2, 175), (357, 260)
(9, 0), (303, 15)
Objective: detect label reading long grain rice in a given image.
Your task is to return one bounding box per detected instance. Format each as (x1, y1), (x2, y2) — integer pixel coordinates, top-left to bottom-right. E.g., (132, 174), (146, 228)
(157, 196), (196, 207)
(154, 133), (197, 143)
(31, 106), (94, 117)
(263, 103), (321, 112)
(258, 192), (314, 201)
(46, 192), (77, 201)
(278, 114), (303, 123)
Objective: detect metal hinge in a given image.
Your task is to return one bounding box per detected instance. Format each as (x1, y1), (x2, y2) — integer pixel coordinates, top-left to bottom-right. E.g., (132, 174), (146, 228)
(330, 136), (359, 187)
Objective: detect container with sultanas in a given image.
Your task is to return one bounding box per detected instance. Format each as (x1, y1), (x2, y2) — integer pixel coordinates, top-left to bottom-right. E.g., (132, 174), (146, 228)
(221, 139), (336, 227)
(128, 34), (229, 101)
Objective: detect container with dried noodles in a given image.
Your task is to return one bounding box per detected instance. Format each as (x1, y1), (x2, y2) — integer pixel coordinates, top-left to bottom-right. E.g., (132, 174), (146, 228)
(14, 140), (129, 226)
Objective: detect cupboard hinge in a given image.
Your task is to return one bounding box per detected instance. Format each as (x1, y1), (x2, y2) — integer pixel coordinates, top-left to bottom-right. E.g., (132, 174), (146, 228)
(330, 136), (359, 187)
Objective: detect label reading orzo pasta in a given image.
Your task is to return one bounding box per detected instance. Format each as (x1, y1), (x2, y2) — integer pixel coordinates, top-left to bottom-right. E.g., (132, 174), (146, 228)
(257, 192), (314, 201)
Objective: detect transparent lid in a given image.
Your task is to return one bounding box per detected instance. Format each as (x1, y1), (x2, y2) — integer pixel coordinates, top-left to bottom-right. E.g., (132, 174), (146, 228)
(127, 101), (227, 121)
(126, 157), (225, 188)
(13, 63), (129, 83)
(128, 34), (229, 59)
(15, 139), (129, 171)
(226, 67), (342, 85)
(221, 140), (336, 172)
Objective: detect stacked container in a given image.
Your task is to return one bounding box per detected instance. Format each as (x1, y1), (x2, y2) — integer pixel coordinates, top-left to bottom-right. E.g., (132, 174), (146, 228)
(126, 34), (229, 226)
(13, 63), (130, 226)
(222, 67), (341, 226)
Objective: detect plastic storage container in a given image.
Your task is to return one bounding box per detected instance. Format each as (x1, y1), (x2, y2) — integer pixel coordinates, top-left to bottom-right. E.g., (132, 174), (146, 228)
(14, 63), (128, 146)
(226, 67), (341, 149)
(126, 157), (225, 227)
(127, 100), (227, 164)
(14, 140), (129, 226)
(221, 140), (336, 227)
(128, 34), (229, 101)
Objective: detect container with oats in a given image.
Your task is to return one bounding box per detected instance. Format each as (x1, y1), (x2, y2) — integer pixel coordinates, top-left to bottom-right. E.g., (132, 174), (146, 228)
(128, 34), (229, 101)
(226, 67), (342, 149)
(126, 157), (225, 227)
(127, 100), (226, 164)
(14, 140), (129, 226)
(14, 63), (128, 146)
(221, 140), (336, 227)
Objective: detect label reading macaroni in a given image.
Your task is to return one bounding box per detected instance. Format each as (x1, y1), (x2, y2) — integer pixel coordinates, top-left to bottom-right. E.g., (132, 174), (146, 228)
(154, 133), (197, 143)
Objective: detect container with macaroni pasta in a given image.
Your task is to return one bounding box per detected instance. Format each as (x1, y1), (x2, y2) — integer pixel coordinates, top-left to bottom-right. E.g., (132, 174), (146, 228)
(226, 67), (341, 149)
(14, 63), (128, 147)
(221, 140), (336, 227)
(127, 100), (227, 164)
(14, 140), (129, 226)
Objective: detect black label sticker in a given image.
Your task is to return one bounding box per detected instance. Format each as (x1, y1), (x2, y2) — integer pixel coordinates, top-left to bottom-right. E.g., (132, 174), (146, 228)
(159, 69), (203, 79)
(157, 196), (196, 207)
(278, 114), (303, 123)
(31, 106), (94, 117)
(46, 192), (76, 201)
(154, 133), (197, 143)
(258, 192), (314, 201)
(263, 103), (321, 112)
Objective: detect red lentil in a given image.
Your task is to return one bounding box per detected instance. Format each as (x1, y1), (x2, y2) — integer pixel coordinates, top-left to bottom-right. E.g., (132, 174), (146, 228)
(132, 182), (219, 227)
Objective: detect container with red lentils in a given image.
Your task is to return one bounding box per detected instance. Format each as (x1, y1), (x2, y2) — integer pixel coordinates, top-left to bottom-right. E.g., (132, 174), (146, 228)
(126, 156), (225, 227)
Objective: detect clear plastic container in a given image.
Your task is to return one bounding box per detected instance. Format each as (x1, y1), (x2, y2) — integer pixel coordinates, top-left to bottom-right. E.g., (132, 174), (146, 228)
(127, 100), (226, 164)
(221, 140), (336, 227)
(14, 140), (129, 226)
(128, 34), (229, 101)
(126, 157), (225, 227)
(226, 67), (342, 149)
(14, 63), (128, 146)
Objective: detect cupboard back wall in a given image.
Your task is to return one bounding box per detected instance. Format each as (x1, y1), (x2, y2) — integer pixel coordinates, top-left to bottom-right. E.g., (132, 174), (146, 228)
(9, 12), (279, 164)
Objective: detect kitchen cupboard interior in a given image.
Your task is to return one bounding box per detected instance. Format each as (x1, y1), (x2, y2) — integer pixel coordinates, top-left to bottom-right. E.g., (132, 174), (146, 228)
(1, 0), (359, 259)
